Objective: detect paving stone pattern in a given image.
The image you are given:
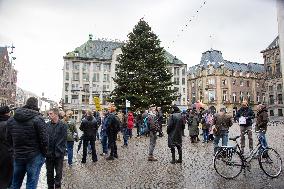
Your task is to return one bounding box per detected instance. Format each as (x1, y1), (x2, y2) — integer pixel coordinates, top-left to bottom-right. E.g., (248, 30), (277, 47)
(32, 123), (284, 189)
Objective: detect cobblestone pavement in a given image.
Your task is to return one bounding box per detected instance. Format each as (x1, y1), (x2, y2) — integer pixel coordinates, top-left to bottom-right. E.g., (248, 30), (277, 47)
(31, 123), (284, 189)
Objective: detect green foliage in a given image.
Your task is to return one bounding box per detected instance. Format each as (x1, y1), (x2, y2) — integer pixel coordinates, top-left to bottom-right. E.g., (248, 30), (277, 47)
(110, 19), (177, 111)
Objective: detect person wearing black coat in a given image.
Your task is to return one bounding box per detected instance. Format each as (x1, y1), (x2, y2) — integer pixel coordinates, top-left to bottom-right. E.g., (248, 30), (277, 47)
(80, 110), (98, 163)
(6, 97), (48, 189)
(46, 108), (67, 189)
(0, 106), (13, 189)
(167, 105), (183, 164)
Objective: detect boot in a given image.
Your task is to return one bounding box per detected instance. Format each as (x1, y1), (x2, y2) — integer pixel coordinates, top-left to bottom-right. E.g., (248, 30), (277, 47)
(170, 148), (176, 164)
(148, 155), (158, 161)
(176, 148), (182, 163)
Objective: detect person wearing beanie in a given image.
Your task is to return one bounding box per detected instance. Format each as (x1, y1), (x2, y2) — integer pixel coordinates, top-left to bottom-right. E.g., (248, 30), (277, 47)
(167, 105), (183, 164)
(0, 106), (13, 189)
(6, 97), (48, 189)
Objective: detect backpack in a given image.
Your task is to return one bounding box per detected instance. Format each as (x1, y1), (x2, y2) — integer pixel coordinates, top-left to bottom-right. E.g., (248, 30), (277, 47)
(140, 116), (150, 135)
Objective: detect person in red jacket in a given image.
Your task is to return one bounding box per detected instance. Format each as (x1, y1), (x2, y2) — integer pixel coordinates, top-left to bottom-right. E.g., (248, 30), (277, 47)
(127, 112), (134, 139)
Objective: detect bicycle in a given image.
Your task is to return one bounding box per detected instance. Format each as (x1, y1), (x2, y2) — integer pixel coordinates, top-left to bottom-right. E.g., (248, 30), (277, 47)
(214, 130), (282, 179)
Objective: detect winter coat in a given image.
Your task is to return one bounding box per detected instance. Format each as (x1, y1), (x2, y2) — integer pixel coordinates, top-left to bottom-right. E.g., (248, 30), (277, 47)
(148, 112), (159, 132)
(255, 107), (269, 132)
(63, 117), (78, 142)
(0, 114), (13, 189)
(101, 114), (110, 137)
(6, 107), (48, 160)
(127, 113), (134, 129)
(106, 113), (120, 140)
(236, 107), (255, 127)
(157, 110), (163, 125)
(80, 116), (98, 139)
(167, 112), (183, 148)
(213, 113), (233, 135)
(188, 113), (199, 136)
(46, 120), (67, 158)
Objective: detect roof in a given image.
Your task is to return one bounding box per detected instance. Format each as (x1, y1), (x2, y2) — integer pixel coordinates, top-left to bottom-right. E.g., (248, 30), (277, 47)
(261, 36), (279, 52)
(188, 49), (265, 75)
(65, 38), (185, 64)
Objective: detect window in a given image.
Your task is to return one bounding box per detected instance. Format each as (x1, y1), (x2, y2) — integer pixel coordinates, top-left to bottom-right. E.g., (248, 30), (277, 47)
(240, 80), (244, 87)
(174, 78), (179, 85)
(223, 90), (227, 101)
(64, 95), (68, 104)
(71, 95), (79, 104)
(277, 84), (282, 91)
(83, 73), (89, 82)
(262, 93), (266, 103)
(276, 64), (281, 74)
(65, 83), (69, 91)
(270, 110), (274, 116)
(93, 63), (101, 72)
(208, 78), (215, 85)
(247, 92), (250, 102)
(103, 64), (111, 72)
(182, 78), (185, 85)
(269, 95), (274, 105)
(82, 95), (89, 104)
(82, 63), (90, 72)
(278, 94), (283, 104)
(232, 80), (236, 85)
(83, 84), (89, 92)
(232, 93), (236, 102)
(222, 79), (227, 86)
(182, 69), (186, 76)
(66, 62), (69, 70)
(192, 82), (195, 88)
(257, 92), (260, 102)
(183, 88), (186, 93)
(103, 85), (110, 91)
(71, 83), (80, 91)
(240, 92), (243, 101)
(73, 63), (79, 70)
(247, 81), (250, 87)
(174, 67), (180, 76)
(267, 66), (272, 74)
(267, 57), (270, 63)
(65, 72), (69, 81)
(278, 109), (283, 116)
(208, 90), (216, 102)
(72, 73), (79, 81)
(256, 82), (259, 87)
(103, 74), (110, 82)
(93, 73), (100, 82)
(269, 85), (273, 91)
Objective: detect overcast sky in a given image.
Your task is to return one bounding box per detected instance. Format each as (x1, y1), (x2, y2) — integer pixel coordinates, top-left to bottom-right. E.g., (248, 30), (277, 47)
(0, 0), (278, 102)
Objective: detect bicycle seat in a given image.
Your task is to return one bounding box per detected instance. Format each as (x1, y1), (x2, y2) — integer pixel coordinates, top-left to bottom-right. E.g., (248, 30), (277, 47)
(229, 136), (240, 141)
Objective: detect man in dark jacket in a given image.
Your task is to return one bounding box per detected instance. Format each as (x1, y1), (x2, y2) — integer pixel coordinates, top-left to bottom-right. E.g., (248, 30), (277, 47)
(106, 106), (120, 160)
(0, 106), (13, 189)
(236, 100), (255, 152)
(7, 97), (48, 189)
(255, 104), (269, 150)
(80, 110), (98, 163)
(157, 107), (164, 137)
(46, 108), (67, 189)
(167, 105), (183, 164)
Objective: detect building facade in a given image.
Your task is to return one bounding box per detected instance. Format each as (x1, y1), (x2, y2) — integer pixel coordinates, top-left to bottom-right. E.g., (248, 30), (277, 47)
(62, 35), (187, 121)
(261, 37), (284, 116)
(0, 47), (17, 107)
(188, 49), (265, 116)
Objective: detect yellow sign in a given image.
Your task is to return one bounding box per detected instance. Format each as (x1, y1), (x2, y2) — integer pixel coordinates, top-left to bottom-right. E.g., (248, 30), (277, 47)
(93, 97), (101, 111)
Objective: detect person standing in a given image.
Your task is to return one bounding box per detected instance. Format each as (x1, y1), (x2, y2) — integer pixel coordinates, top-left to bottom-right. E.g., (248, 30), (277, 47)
(167, 105), (183, 164)
(135, 111), (142, 138)
(80, 110), (98, 163)
(213, 108), (233, 154)
(236, 100), (255, 152)
(46, 108), (67, 189)
(255, 104), (269, 152)
(157, 107), (164, 137)
(0, 106), (13, 189)
(127, 111), (134, 139)
(93, 110), (101, 141)
(148, 106), (160, 161)
(7, 97), (48, 189)
(63, 110), (78, 166)
(188, 108), (200, 143)
(106, 106), (120, 160)
(100, 109), (109, 156)
(121, 111), (129, 148)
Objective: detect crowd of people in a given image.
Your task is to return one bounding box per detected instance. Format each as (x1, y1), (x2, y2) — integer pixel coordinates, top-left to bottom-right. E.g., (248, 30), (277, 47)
(0, 97), (270, 189)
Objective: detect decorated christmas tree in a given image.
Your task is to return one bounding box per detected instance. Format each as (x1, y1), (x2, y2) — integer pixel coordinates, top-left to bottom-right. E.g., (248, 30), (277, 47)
(111, 19), (177, 111)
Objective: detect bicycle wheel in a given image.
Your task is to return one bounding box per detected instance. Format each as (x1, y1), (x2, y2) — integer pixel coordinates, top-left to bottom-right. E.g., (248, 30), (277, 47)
(259, 148), (282, 178)
(214, 148), (243, 179)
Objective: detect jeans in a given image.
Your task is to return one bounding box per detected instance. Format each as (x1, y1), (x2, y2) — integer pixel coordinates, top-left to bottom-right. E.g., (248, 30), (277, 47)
(82, 137), (97, 162)
(123, 128), (129, 146)
(240, 126), (253, 151)
(213, 130), (229, 154)
(101, 135), (108, 154)
(67, 141), (74, 165)
(258, 131), (268, 155)
(136, 123), (141, 136)
(46, 156), (64, 189)
(12, 153), (45, 189)
(202, 129), (209, 142)
(149, 131), (157, 156)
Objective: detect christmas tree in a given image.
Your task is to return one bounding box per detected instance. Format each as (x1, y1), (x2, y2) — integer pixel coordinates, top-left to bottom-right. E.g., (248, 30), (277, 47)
(111, 19), (177, 111)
